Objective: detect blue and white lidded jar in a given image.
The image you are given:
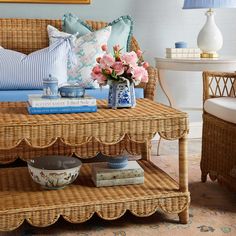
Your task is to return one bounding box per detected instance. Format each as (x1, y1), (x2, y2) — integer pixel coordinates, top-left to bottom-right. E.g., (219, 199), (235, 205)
(175, 41), (187, 48)
(107, 156), (128, 169)
(42, 74), (59, 99)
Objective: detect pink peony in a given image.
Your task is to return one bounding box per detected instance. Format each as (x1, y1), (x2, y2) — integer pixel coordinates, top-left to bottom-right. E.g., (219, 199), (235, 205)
(100, 53), (115, 68)
(112, 62), (125, 76)
(113, 44), (120, 52)
(101, 44), (108, 52)
(96, 74), (107, 85)
(96, 57), (101, 63)
(92, 44), (149, 87)
(121, 51), (138, 67)
(131, 66), (148, 85)
(92, 65), (102, 74)
(136, 49), (143, 58)
(142, 62), (149, 69)
(104, 68), (113, 75)
(91, 71), (102, 80)
(91, 65), (102, 80)
(91, 68), (107, 85)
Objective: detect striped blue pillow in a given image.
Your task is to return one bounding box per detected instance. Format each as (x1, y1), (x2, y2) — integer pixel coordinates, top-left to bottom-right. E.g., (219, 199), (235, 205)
(0, 38), (71, 90)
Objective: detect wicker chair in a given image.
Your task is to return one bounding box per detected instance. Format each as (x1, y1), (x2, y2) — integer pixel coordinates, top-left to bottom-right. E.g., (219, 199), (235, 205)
(201, 71), (236, 191)
(0, 18), (158, 162)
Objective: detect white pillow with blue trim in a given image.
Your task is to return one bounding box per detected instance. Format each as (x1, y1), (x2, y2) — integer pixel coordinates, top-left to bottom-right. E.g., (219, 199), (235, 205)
(47, 25), (111, 88)
(0, 38), (72, 90)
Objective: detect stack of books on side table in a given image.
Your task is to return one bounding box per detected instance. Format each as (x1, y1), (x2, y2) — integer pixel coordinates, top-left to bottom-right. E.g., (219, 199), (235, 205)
(27, 94), (97, 115)
(166, 48), (201, 58)
(91, 161), (144, 187)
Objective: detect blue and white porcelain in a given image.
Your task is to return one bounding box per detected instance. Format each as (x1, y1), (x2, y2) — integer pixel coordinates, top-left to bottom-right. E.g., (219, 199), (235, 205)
(108, 78), (136, 109)
(42, 74), (59, 99)
(175, 41), (187, 48)
(108, 156), (128, 169)
(59, 85), (85, 98)
(27, 156), (82, 189)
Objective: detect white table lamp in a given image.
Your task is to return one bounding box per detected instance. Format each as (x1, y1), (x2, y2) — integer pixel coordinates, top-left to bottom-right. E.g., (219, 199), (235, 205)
(183, 0), (236, 58)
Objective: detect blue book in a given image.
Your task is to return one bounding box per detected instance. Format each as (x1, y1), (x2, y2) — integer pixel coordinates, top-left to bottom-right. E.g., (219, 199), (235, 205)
(27, 105), (97, 115)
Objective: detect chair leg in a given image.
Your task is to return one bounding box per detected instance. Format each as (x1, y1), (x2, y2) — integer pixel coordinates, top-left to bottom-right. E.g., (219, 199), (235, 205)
(209, 171), (218, 181)
(157, 138), (161, 156)
(201, 172), (207, 182)
(178, 208), (189, 224)
(141, 140), (152, 161)
(200, 157), (208, 182)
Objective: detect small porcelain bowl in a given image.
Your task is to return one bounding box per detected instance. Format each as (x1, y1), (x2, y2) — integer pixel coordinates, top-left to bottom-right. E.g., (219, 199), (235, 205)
(175, 41), (187, 48)
(27, 156), (82, 189)
(59, 85), (85, 98)
(107, 156), (128, 169)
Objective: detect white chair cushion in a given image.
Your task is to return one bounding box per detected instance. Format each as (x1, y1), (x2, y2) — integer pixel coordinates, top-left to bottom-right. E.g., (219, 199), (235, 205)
(204, 97), (236, 124)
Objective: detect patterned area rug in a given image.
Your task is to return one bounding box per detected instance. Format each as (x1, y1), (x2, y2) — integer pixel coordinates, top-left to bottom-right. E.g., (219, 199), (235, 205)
(1, 140), (236, 236)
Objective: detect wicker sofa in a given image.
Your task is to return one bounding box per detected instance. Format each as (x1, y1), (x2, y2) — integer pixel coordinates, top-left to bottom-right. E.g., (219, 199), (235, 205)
(0, 18), (158, 162)
(201, 71), (236, 191)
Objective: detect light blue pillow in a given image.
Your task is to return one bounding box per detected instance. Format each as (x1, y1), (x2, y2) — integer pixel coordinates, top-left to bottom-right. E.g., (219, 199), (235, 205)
(63, 14), (134, 52)
(0, 38), (71, 90)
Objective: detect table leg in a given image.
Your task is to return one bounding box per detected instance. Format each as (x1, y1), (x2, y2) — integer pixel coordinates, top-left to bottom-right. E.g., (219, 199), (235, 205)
(141, 140), (152, 161)
(157, 69), (177, 155)
(158, 69), (176, 108)
(157, 137), (161, 156)
(179, 134), (188, 192)
(178, 209), (189, 224)
(178, 134), (189, 224)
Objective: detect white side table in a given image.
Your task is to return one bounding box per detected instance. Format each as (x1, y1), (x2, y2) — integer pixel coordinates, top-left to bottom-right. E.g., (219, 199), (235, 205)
(154, 57), (236, 155)
(155, 57), (236, 107)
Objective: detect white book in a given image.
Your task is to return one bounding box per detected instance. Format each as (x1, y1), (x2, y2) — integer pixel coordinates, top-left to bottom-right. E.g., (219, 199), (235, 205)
(91, 161), (144, 181)
(166, 53), (201, 58)
(28, 94), (96, 107)
(166, 48), (201, 54)
(92, 176), (144, 187)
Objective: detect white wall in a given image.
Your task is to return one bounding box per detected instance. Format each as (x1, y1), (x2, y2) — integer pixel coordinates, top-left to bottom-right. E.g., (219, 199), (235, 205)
(1, 0), (236, 126)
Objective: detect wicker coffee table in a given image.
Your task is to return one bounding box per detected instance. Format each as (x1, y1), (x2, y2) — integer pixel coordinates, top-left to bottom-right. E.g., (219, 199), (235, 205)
(0, 99), (189, 231)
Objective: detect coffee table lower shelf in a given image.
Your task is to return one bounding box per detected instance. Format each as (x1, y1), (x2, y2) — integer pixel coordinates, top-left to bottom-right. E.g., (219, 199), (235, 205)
(0, 160), (190, 231)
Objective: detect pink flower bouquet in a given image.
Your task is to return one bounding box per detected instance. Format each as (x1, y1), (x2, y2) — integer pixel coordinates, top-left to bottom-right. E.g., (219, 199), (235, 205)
(91, 44), (149, 86)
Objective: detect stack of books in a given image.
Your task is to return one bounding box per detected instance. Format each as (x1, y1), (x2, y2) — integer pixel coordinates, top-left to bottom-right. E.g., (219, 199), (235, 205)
(91, 161), (144, 187)
(166, 48), (201, 58)
(27, 94), (97, 115)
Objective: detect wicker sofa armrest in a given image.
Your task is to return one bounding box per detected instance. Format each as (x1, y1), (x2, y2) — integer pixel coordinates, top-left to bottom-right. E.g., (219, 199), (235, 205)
(145, 66), (158, 100)
(203, 71), (236, 103)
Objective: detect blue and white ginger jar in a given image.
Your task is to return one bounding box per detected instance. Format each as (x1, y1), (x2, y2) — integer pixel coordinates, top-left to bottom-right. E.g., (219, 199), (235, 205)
(42, 74), (59, 99)
(108, 78), (136, 109)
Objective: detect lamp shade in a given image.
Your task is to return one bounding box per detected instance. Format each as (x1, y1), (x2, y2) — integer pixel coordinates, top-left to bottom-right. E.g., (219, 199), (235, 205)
(183, 0), (236, 9)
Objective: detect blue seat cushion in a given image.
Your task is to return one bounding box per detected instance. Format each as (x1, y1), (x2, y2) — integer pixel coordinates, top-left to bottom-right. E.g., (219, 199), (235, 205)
(0, 88), (144, 102)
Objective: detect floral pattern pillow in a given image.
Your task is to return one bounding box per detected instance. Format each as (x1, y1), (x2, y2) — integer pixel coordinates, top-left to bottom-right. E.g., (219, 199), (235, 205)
(47, 25), (111, 88)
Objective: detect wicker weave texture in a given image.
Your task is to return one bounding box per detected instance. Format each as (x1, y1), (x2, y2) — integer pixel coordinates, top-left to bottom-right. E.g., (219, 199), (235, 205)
(0, 18), (140, 55)
(203, 71), (236, 101)
(0, 19), (62, 54)
(0, 160), (190, 231)
(201, 72), (236, 187)
(0, 99), (188, 163)
(201, 113), (236, 181)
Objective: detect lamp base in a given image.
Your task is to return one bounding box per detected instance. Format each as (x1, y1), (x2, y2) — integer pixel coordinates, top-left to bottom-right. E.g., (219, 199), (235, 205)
(197, 9), (223, 59)
(201, 52), (219, 58)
